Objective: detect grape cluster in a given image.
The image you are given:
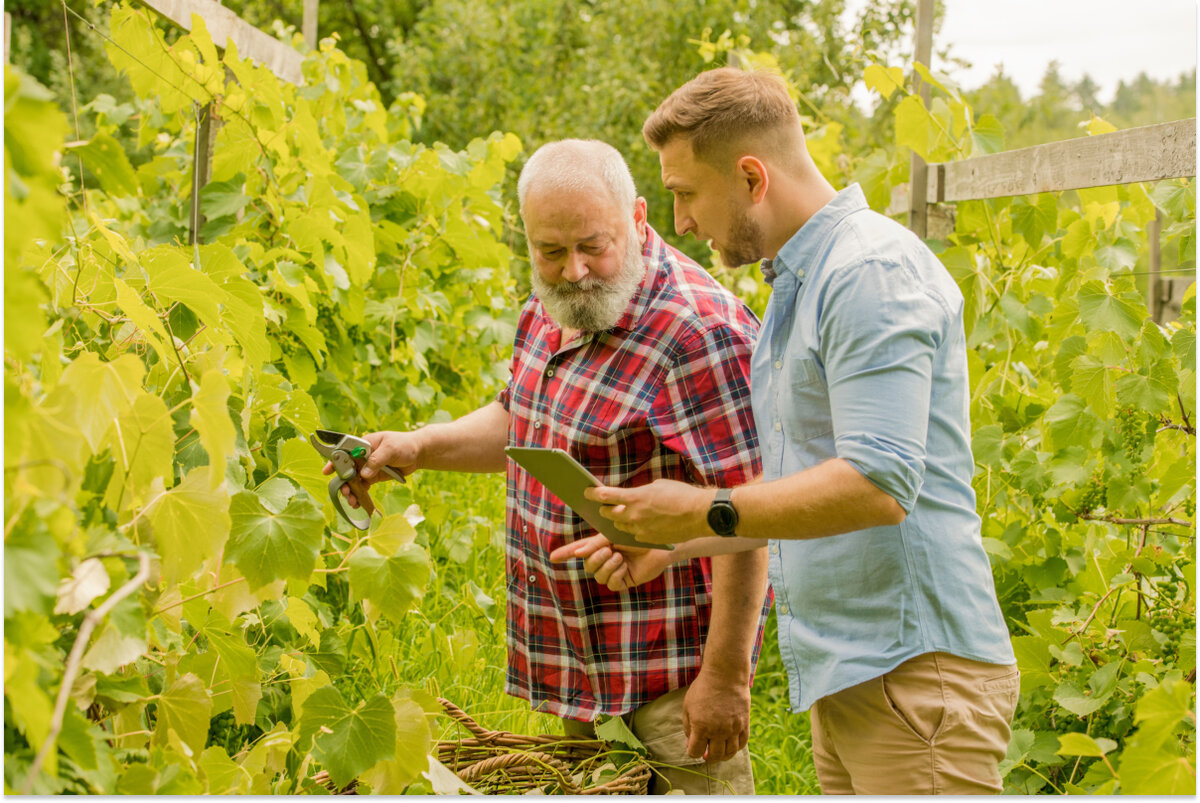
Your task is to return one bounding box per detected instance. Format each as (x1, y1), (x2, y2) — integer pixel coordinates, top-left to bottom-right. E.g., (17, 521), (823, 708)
(1115, 406), (1149, 464)
(1149, 576), (1196, 663)
(1077, 469), (1107, 515)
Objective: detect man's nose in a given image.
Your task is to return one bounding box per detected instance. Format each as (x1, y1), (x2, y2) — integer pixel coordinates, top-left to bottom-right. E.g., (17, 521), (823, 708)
(674, 204), (695, 237)
(562, 250), (588, 282)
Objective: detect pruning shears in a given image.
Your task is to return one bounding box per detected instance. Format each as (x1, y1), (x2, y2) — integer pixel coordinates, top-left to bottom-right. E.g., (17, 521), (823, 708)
(309, 429), (406, 530)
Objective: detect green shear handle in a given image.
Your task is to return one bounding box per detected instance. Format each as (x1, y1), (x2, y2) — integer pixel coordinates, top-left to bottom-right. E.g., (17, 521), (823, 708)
(309, 429), (406, 530)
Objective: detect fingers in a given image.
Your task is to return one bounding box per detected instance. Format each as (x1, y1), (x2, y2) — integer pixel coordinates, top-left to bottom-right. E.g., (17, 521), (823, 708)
(322, 460), (334, 475)
(548, 534), (611, 564)
(583, 485), (627, 505)
(605, 564), (631, 592)
(706, 737), (740, 764)
(359, 431), (415, 480)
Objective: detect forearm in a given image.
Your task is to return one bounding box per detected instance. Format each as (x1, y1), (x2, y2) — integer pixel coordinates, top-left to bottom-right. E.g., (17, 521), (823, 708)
(731, 458), (904, 540)
(414, 400), (509, 473)
(700, 548), (770, 683)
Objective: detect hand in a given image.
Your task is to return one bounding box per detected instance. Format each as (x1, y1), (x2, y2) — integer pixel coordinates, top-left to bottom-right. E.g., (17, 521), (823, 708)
(583, 479), (713, 545)
(547, 534), (673, 591)
(322, 430), (420, 509)
(682, 667), (751, 763)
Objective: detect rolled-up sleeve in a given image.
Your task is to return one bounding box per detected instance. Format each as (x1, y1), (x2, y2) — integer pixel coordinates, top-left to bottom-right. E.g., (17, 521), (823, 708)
(819, 256), (952, 512)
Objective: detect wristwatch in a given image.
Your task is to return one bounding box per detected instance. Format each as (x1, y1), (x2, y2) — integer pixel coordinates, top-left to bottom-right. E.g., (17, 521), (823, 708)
(707, 488), (739, 537)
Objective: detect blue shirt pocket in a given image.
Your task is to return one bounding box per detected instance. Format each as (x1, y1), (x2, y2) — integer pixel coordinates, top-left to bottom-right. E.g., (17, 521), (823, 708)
(783, 357), (834, 441)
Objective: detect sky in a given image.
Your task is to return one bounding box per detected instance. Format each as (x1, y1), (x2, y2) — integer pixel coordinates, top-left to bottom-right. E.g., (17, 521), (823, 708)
(843, 0), (1198, 104)
(929, 0), (1197, 101)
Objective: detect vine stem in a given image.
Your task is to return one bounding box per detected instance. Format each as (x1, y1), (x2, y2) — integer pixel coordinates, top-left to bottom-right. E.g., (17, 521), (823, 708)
(1081, 514), (1192, 528)
(21, 552), (151, 794)
(61, 1), (88, 223)
(1063, 582), (1129, 645)
(151, 575), (246, 616)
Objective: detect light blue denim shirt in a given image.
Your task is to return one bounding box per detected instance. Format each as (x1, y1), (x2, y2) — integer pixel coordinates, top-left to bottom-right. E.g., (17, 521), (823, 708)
(752, 184), (1015, 713)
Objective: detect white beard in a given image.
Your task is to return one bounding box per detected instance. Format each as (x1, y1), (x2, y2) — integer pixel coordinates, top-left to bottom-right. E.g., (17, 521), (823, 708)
(530, 229), (646, 332)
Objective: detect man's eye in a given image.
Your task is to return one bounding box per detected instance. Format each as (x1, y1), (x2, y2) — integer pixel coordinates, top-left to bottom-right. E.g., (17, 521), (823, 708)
(675, 191), (690, 200)
(542, 249), (565, 259)
(582, 246), (605, 256)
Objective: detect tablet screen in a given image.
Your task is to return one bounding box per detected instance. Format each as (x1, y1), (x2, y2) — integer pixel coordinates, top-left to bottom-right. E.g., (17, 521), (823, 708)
(504, 446), (673, 551)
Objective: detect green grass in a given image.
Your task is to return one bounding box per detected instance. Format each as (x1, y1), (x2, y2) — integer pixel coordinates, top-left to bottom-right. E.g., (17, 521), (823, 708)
(748, 614), (822, 795)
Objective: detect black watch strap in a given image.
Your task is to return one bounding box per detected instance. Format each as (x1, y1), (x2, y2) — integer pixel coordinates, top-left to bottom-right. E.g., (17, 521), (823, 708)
(707, 487), (739, 537)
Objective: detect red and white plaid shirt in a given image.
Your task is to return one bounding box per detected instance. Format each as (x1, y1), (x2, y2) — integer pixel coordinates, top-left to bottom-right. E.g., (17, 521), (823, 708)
(497, 227), (767, 720)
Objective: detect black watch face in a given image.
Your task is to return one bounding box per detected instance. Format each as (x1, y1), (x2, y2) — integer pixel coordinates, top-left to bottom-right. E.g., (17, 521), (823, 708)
(709, 505), (737, 535)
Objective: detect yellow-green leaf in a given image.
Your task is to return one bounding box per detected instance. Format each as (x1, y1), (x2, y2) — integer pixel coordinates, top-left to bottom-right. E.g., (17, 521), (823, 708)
(190, 368), (236, 488)
(863, 64), (905, 99)
(153, 673), (212, 758)
(145, 468), (231, 586)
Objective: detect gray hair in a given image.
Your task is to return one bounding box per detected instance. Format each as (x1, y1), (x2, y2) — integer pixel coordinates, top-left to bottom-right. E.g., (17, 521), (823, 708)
(517, 139), (637, 215)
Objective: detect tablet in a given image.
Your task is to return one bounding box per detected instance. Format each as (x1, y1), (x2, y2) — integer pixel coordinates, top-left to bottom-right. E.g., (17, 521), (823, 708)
(505, 446), (674, 551)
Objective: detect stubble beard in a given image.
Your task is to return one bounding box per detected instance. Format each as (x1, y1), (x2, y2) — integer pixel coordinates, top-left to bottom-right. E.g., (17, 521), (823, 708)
(530, 228), (646, 332)
(717, 201), (767, 268)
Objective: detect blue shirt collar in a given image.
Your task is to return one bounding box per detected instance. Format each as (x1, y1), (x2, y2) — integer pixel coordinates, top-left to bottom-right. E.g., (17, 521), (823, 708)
(762, 183), (869, 285)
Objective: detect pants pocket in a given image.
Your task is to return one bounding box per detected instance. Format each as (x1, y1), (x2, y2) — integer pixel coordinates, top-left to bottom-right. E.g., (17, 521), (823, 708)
(880, 658), (949, 745)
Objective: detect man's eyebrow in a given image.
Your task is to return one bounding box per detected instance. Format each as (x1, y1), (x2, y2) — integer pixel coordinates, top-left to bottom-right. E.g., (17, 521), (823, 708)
(532, 233), (608, 248)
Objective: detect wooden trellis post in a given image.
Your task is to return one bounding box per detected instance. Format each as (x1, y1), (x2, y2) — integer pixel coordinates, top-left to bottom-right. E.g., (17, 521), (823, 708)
(304, 0), (319, 49)
(907, 0), (934, 239)
(133, 0), (306, 244)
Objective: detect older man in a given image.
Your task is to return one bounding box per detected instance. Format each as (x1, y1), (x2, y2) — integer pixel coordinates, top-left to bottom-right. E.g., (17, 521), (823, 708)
(338, 139), (769, 794)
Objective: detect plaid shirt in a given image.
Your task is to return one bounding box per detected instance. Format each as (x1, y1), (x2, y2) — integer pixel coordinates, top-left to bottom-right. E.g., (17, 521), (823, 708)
(497, 227), (766, 721)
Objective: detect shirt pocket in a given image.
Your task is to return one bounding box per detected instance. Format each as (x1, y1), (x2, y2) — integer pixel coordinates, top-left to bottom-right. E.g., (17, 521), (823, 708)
(783, 357), (834, 441)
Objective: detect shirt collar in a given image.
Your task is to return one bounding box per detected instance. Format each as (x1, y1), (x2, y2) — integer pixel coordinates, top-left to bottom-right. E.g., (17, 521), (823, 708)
(768, 183), (868, 284)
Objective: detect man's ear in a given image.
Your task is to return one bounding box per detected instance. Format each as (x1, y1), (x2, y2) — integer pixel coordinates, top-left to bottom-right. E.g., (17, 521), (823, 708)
(634, 197), (648, 245)
(736, 155), (769, 204)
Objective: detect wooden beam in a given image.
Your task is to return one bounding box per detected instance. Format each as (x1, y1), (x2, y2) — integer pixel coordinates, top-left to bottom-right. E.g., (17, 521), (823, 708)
(134, 0), (302, 84)
(931, 119), (1197, 201)
(907, 0), (935, 238)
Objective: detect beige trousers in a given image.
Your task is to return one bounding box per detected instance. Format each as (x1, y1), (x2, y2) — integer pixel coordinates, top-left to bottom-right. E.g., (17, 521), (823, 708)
(563, 686), (755, 795)
(810, 651), (1020, 795)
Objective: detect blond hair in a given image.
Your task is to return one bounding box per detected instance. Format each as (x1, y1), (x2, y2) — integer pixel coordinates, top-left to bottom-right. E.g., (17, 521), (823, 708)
(643, 67), (804, 168)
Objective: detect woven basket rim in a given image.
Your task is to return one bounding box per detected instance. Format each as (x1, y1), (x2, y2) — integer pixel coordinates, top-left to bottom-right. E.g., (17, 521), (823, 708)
(435, 698), (652, 795)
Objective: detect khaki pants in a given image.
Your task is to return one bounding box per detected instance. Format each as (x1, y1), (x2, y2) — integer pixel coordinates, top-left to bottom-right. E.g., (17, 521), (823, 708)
(810, 651), (1019, 795)
(563, 686), (755, 795)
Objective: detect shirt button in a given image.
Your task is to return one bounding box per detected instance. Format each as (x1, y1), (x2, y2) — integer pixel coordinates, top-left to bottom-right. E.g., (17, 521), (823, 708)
(528, 573), (537, 584)
(778, 603), (790, 616)
(796, 269), (805, 278)
(774, 422), (782, 432)
(770, 543), (779, 555)
(533, 421), (541, 429)
(774, 360), (782, 370)
(545, 367), (554, 378)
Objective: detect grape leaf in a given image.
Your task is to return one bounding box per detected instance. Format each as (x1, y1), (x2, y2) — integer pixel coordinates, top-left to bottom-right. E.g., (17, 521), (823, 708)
(348, 545), (430, 625)
(153, 673), (212, 757)
(190, 368), (236, 488)
(227, 490), (324, 590)
(298, 687), (397, 789)
(54, 558), (111, 615)
(145, 468), (231, 586)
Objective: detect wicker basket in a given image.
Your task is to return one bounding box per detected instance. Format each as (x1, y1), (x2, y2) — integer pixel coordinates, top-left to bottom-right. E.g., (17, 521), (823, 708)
(435, 698), (652, 795)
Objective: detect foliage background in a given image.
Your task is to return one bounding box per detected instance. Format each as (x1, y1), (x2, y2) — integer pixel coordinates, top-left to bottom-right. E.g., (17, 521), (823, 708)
(4, 0), (1195, 795)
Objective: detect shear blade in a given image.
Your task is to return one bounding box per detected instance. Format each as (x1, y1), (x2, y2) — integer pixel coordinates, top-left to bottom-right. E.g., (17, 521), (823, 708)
(315, 429), (344, 445)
